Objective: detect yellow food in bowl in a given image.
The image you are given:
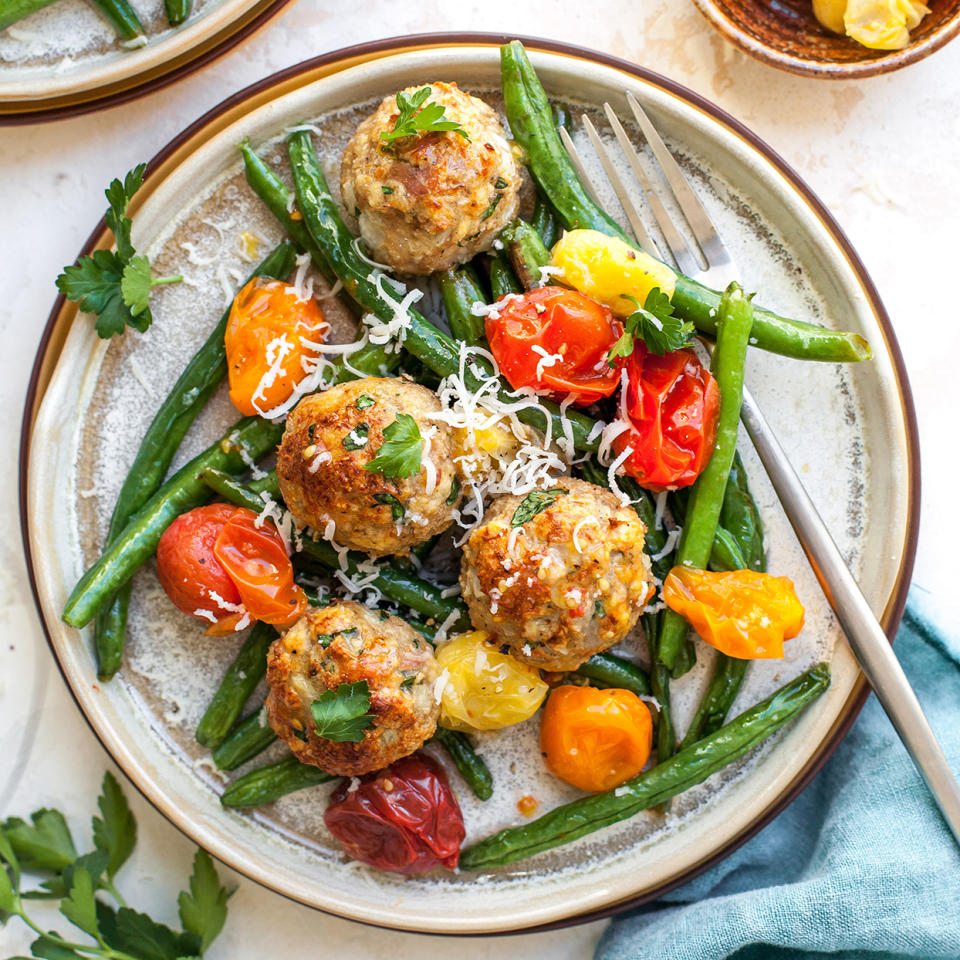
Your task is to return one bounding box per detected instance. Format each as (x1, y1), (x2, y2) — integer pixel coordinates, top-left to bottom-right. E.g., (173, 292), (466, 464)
(813, 0), (931, 50)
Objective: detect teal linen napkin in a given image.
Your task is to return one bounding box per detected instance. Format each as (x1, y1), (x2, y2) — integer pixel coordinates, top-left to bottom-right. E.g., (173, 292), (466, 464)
(597, 591), (960, 960)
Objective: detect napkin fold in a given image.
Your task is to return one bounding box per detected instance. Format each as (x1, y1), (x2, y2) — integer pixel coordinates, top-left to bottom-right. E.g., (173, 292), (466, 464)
(597, 590), (960, 960)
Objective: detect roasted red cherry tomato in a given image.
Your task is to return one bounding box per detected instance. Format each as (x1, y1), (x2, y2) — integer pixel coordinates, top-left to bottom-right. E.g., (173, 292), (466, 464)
(613, 343), (720, 491)
(485, 286), (622, 405)
(324, 753), (465, 874)
(156, 504), (242, 627)
(212, 508), (307, 628)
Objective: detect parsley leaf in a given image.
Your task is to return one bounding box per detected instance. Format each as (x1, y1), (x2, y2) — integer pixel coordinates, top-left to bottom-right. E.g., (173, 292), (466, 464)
(364, 414), (422, 478)
(594, 599), (605, 618)
(607, 287), (694, 363)
(446, 475), (461, 505)
(480, 193), (503, 221)
(355, 395), (376, 410)
(55, 164), (181, 339)
(511, 488), (569, 527)
(59, 867), (99, 939)
(177, 849), (233, 954)
(2, 809), (76, 873)
(99, 904), (199, 960)
(310, 680), (375, 743)
(91, 771), (136, 880)
(373, 492), (405, 522)
(380, 86), (470, 145)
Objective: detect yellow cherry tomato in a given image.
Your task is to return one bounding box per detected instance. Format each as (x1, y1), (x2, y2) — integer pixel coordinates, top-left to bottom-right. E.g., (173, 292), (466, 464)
(437, 630), (548, 732)
(549, 229), (677, 317)
(540, 685), (652, 793)
(224, 277), (326, 416)
(662, 566), (805, 660)
(844, 0), (929, 50)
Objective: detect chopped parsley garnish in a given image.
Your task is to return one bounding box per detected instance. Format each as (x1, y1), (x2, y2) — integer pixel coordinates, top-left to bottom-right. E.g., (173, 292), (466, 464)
(373, 492), (405, 522)
(318, 627), (359, 649)
(511, 488), (569, 527)
(381, 185), (394, 195)
(307, 423), (316, 441)
(400, 674), (417, 688)
(310, 680), (374, 743)
(342, 423), (369, 450)
(293, 727), (309, 741)
(446, 475), (461, 506)
(56, 164), (182, 339)
(607, 287), (694, 363)
(494, 176), (509, 189)
(593, 600), (605, 618)
(480, 193), (503, 222)
(364, 413), (422, 478)
(355, 395), (376, 410)
(380, 86), (470, 145)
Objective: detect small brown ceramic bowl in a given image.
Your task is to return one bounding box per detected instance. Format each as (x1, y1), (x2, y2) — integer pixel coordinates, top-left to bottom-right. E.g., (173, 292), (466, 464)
(693, 0), (960, 78)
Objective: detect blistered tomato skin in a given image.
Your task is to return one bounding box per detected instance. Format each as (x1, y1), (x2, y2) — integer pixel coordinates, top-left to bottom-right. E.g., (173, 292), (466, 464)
(540, 685), (653, 793)
(614, 343), (720, 491)
(156, 504), (241, 623)
(224, 277), (326, 417)
(485, 286), (622, 405)
(323, 754), (465, 874)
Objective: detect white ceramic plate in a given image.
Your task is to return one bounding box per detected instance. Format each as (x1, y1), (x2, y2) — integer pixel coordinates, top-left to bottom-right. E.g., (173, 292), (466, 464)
(0, 0), (290, 120)
(21, 37), (918, 934)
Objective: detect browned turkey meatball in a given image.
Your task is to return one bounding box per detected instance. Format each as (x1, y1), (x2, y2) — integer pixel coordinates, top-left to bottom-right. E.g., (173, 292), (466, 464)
(459, 478), (655, 671)
(340, 81), (520, 275)
(266, 602), (439, 776)
(276, 377), (460, 556)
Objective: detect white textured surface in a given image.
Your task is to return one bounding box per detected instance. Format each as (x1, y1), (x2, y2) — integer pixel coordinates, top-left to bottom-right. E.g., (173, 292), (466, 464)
(1, 2), (959, 956)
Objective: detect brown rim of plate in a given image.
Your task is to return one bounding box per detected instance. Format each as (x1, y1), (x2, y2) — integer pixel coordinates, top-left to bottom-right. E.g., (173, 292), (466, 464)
(0, 0), (293, 125)
(692, 0), (960, 79)
(17, 32), (921, 935)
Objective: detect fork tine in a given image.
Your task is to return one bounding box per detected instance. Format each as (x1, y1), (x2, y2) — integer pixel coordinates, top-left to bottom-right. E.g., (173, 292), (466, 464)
(602, 102), (702, 278)
(558, 127), (604, 208)
(625, 92), (730, 268)
(580, 114), (659, 256)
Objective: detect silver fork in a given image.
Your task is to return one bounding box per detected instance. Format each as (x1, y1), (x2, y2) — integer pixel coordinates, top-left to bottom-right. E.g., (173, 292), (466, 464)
(566, 94), (960, 847)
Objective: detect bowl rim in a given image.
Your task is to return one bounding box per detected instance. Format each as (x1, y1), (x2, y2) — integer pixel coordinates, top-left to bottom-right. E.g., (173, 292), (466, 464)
(0, 0), (294, 125)
(18, 31), (921, 934)
(692, 0), (960, 79)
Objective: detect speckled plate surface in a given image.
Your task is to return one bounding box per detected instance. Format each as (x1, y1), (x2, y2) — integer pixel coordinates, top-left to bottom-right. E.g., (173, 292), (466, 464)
(20, 36), (918, 934)
(0, 0), (292, 122)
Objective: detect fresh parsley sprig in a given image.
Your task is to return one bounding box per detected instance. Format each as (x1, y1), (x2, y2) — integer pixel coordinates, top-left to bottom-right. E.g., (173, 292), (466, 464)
(380, 87), (470, 146)
(364, 414), (422, 479)
(0, 771), (232, 960)
(511, 488), (569, 527)
(607, 287), (695, 363)
(311, 680), (375, 743)
(56, 164), (182, 339)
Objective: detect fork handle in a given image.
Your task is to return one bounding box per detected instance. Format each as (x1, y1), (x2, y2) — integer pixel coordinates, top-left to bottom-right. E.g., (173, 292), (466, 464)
(739, 386), (960, 847)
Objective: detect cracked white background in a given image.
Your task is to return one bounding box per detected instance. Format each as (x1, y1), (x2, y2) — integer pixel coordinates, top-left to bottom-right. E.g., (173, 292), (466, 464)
(2, 2), (960, 956)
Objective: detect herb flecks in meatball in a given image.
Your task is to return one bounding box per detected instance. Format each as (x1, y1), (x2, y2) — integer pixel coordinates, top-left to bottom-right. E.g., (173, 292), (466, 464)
(340, 81), (521, 276)
(460, 478), (655, 672)
(276, 377), (460, 556)
(266, 602), (439, 776)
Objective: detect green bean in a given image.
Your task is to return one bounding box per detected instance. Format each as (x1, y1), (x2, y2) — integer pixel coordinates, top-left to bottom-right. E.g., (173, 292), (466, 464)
(91, 243), (296, 679)
(221, 755), (335, 808)
(459, 662), (830, 869)
(501, 219), (552, 291)
(439, 265), (487, 346)
(89, 0), (144, 42)
(62, 416), (282, 629)
(531, 187), (560, 251)
(0, 0), (59, 30)
(163, 0), (190, 25)
(488, 251), (522, 299)
(644, 612), (675, 764)
(499, 41), (871, 365)
(682, 656), (749, 748)
(432, 727), (493, 801)
(668, 488), (754, 574)
(200, 467), (279, 512)
(196, 622), (277, 749)
(568, 651), (650, 697)
(657, 284), (754, 672)
(720, 451), (766, 573)
(278, 131), (602, 454)
(212, 707), (278, 771)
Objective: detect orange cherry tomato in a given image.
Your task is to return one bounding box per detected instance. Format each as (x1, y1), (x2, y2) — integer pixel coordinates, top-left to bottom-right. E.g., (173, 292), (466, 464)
(613, 343), (720, 491)
(662, 566), (805, 659)
(212, 508), (308, 627)
(540, 685), (653, 793)
(156, 504), (243, 627)
(485, 286), (622, 405)
(224, 277), (326, 416)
